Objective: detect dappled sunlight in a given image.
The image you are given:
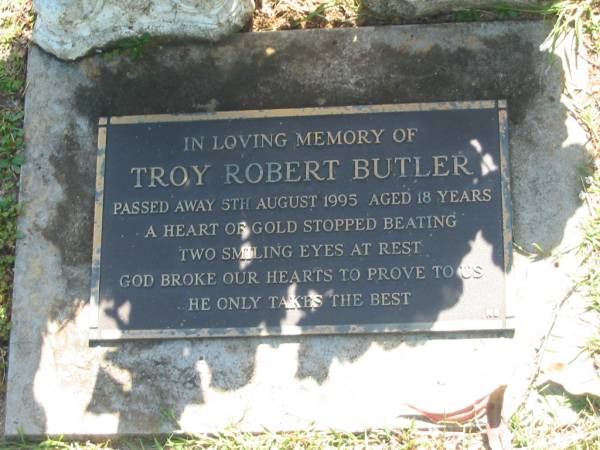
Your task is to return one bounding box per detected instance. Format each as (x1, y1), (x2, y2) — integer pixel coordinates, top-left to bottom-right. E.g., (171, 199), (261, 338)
(470, 138), (498, 176)
(252, 0), (362, 32)
(562, 111), (590, 149)
(240, 220), (251, 240)
(454, 230), (505, 318)
(280, 283), (307, 326)
(238, 241), (254, 270)
(33, 300), (123, 434)
(116, 301), (131, 326)
(99, 298), (133, 329)
(4, 13), (594, 440)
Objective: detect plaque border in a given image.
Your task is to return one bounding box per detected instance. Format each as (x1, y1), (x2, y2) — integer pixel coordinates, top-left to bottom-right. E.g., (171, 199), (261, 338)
(90, 100), (513, 341)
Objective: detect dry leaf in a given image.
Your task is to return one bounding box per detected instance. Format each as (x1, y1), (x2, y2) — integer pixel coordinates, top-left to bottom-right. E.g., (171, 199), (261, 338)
(544, 360), (600, 397)
(406, 387), (500, 424)
(485, 385), (512, 450)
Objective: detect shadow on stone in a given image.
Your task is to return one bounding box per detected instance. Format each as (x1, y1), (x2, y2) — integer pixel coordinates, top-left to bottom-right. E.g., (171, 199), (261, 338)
(5, 21), (591, 436)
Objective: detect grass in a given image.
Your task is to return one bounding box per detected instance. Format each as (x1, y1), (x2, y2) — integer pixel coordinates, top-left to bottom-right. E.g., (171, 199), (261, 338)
(101, 33), (154, 61)
(250, 0), (564, 31)
(547, 0), (600, 52)
(509, 388), (600, 449)
(0, 0), (32, 388)
(1, 427), (491, 449)
(581, 171), (600, 361)
(506, 2), (600, 448)
(560, 0), (600, 407)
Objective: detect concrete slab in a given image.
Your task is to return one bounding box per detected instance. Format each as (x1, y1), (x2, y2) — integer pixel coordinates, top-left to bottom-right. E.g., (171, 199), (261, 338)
(5, 21), (591, 436)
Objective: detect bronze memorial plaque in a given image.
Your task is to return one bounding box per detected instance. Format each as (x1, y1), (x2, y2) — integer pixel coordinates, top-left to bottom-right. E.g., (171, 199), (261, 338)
(90, 101), (512, 340)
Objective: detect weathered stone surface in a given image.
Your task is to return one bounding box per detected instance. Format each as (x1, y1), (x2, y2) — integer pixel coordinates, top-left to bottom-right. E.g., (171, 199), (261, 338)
(362, 0), (551, 18)
(32, 0), (255, 60)
(5, 22), (590, 436)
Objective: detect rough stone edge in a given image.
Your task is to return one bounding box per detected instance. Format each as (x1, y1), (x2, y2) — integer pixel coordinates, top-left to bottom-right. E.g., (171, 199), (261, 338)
(32, 0), (255, 60)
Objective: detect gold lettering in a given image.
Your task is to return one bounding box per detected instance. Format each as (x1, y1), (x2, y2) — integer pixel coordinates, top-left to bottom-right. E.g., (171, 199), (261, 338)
(377, 240), (423, 256)
(149, 166), (168, 187)
(392, 128), (417, 143)
(144, 225), (157, 238)
(169, 166), (189, 187)
(130, 167), (147, 188)
(183, 136), (204, 152)
(216, 296), (260, 310)
(357, 129), (369, 144)
(224, 164), (242, 184)
(327, 131), (341, 145)
(371, 128), (384, 144)
(266, 162), (282, 183)
(432, 155), (450, 176)
(224, 160), (339, 184)
(188, 297), (210, 311)
(414, 156), (431, 177)
(305, 160), (324, 181)
(383, 215), (457, 230)
(324, 159), (340, 180)
(161, 272), (217, 286)
(367, 266), (425, 281)
(353, 159), (369, 180)
(296, 132), (311, 146)
(296, 129), (385, 147)
(266, 269), (333, 284)
(331, 293), (363, 308)
(190, 164), (210, 185)
(370, 292), (411, 306)
(453, 155), (474, 175)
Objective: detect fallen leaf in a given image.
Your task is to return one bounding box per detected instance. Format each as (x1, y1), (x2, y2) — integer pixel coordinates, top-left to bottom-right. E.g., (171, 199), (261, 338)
(406, 389), (493, 424)
(543, 359), (600, 397)
(485, 385), (512, 450)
